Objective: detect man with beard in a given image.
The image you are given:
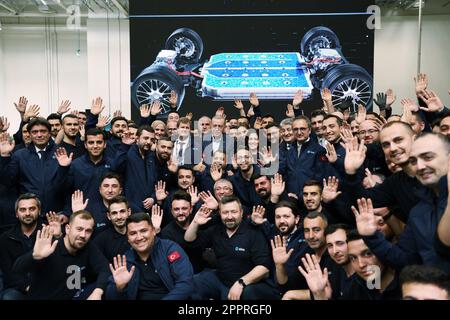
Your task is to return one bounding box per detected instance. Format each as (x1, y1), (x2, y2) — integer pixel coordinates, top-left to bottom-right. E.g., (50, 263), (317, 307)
(324, 224), (355, 299)
(115, 125), (158, 214)
(198, 150), (229, 194)
(281, 212), (342, 300)
(185, 195), (279, 300)
(47, 113), (62, 140)
(300, 229), (400, 300)
(229, 148), (260, 209)
(93, 196), (131, 262)
(57, 114), (85, 159)
(106, 211), (194, 300)
(355, 133), (450, 274)
(252, 173), (287, 224)
(160, 191), (208, 273)
(0, 194), (61, 300)
(13, 210), (109, 300)
(344, 121), (425, 222)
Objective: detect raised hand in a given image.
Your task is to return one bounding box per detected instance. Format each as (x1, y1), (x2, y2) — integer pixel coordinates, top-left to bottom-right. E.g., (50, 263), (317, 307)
(215, 106), (226, 119)
(385, 89), (396, 107)
(293, 89), (304, 107)
(91, 97), (104, 115)
(187, 186), (199, 205)
(414, 73), (428, 95)
(14, 96), (28, 114)
(150, 100), (162, 116)
(401, 102), (413, 124)
(364, 168), (378, 188)
(400, 98), (419, 112)
(167, 158), (179, 173)
(139, 104), (151, 118)
(325, 142), (337, 163)
(340, 126), (354, 144)
(193, 205), (213, 225)
(271, 235), (293, 265)
(97, 115), (111, 129)
(258, 146), (276, 166)
(251, 205), (266, 225)
(155, 181), (168, 202)
(0, 117), (10, 132)
(249, 92), (260, 107)
(322, 176), (342, 203)
(109, 255), (135, 291)
(199, 191), (219, 210)
(121, 130), (135, 145)
(57, 100), (71, 115)
(247, 106), (255, 118)
(355, 104), (366, 124)
(55, 147), (73, 167)
(321, 88), (332, 103)
(210, 163), (223, 182)
(418, 89), (445, 113)
(285, 104), (295, 118)
(298, 253), (330, 300)
(32, 225), (58, 260)
(71, 190), (89, 212)
(271, 173), (285, 197)
(352, 198), (377, 236)
(113, 110), (123, 118)
(193, 158), (206, 173)
(185, 112), (193, 120)
(343, 137), (366, 175)
(234, 99), (244, 110)
(373, 92), (387, 111)
(169, 90), (178, 108)
(79, 125), (85, 141)
(151, 204), (163, 233)
(45, 211), (63, 238)
(23, 104), (40, 122)
(253, 116), (262, 129)
(0, 133), (15, 156)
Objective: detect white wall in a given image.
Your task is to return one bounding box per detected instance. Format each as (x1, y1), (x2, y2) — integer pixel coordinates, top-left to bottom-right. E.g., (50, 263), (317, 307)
(0, 18), (130, 134)
(374, 14), (450, 114)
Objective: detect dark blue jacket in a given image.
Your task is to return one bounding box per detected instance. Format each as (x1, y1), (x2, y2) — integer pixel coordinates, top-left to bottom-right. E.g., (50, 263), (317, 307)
(105, 238), (194, 300)
(0, 140), (69, 214)
(279, 138), (327, 195)
(229, 165), (260, 209)
(363, 177), (450, 274)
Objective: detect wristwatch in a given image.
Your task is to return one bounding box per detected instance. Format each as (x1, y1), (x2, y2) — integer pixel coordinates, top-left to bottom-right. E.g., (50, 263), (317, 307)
(238, 278), (247, 288)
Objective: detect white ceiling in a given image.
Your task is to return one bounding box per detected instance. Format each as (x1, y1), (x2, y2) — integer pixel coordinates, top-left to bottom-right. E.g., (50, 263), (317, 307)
(376, 0), (450, 15)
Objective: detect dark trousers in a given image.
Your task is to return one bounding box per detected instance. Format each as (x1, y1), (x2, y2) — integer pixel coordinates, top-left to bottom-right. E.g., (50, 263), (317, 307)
(192, 269), (281, 300)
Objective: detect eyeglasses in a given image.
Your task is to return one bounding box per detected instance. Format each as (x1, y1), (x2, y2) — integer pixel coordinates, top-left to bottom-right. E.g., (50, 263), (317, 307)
(358, 129), (379, 135)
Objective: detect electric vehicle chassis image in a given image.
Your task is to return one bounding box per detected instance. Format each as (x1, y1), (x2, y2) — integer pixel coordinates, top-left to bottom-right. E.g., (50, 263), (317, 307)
(131, 26), (373, 115)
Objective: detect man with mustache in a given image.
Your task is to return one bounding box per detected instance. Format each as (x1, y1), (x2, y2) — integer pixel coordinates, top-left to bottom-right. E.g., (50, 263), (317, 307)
(93, 196), (131, 262)
(185, 195), (279, 300)
(160, 191), (209, 273)
(13, 210), (109, 300)
(0, 193), (61, 300)
(354, 133), (450, 274)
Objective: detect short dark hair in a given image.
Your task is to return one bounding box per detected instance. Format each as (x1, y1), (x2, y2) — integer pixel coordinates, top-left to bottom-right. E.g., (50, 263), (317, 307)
(293, 115), (311, 129)
(47, 113), (62, 122)
(304, 211), (328, 226)
(266, 123), (279, 130)
(128, 123), (139, 130)
(172, 190), (192, 204)
(177, 117), (191, 127)
(101, 172), (123, 187)
(310, 110), (326, 119)
(157, 135), (173, 144)
(219, 195), (242, 209)
(126, 212), (153, 228)
(323, 114), (343, 126)
(111, 116), (128, 127)
(400, 265), (450, 298)
(325, 223), (350, 237)
(69, 210), (94, 224)
(177, 165), (194, 176)
(346, 229), (364, 243)
(15, 193), (41, 213)
(303, 180), (322, 193)
(108, 195), (129, 211)
(85, 127), (105, 141)
(62, 114), (78, 123)
(137, 125), (154, 137)
(274, 200), (300, 217)
(27, 117), (51, 133)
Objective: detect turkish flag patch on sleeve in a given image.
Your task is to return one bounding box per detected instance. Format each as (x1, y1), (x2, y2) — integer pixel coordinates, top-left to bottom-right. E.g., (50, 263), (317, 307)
(319, 155), (328, 162)
(167, 251), (181, 263)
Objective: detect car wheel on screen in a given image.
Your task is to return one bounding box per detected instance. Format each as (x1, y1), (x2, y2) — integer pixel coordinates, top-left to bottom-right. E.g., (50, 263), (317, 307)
(300, 26), (341, 59)
(165, 28), (204, 64)
(322, 64), (373, 112)
(131, 65), (185, 115)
